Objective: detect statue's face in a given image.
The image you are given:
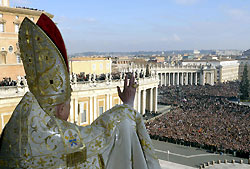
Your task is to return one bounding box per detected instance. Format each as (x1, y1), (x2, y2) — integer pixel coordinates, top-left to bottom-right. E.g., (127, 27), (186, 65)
(56, 100), (70, 121)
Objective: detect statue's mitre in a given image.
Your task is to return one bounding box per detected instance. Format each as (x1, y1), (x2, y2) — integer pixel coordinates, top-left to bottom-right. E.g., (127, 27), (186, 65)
(18, 14), (71, 115)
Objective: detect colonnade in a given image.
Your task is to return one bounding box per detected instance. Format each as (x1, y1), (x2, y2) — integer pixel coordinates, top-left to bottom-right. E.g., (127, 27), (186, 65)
(135, 87), (158, 115)
(158, 72), (200, 86)
(158, 71), (215, 86)
(155, 65), (216, 86)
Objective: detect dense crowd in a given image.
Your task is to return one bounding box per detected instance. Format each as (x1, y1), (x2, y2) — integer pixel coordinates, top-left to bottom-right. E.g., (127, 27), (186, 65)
(146, 82), (250, 158)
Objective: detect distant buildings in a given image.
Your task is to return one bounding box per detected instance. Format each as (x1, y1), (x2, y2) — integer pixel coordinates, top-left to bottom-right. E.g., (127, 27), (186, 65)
(215, 50), (243, 56)
(69, 57), (112, 75)
(149, 56), (165, 63)
(0, 0), (53, 79)
(182, 59), (239, 83)
(193, 50), (200, 55)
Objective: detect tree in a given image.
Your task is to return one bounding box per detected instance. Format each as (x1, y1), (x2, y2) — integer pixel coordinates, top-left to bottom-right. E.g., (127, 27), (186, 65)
(240, 64), (249, 100)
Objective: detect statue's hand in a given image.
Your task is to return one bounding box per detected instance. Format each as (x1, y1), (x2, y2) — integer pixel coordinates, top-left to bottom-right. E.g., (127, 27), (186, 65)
(117, 75), (137, 107)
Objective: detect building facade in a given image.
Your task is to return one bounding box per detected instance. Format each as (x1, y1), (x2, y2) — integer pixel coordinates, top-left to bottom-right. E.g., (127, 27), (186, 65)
(0, 75), (159, 133)
(182, 60), (239, 83)
(0, 0), (53, 79)
(69, 57), (112, 75)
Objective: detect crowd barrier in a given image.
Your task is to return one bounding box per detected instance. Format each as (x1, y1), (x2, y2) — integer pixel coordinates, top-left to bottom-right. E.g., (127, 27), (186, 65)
(150, 134), (250, 159)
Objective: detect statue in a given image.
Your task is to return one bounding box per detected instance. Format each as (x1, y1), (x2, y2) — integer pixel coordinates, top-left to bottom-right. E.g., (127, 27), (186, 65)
(0, 14), (160, 169)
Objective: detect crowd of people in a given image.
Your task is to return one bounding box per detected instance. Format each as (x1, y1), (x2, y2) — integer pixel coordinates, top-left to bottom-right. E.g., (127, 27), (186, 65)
(146, 82), (250, 158)
(73, 73), (118, 82)
(0, 78), (17, 86)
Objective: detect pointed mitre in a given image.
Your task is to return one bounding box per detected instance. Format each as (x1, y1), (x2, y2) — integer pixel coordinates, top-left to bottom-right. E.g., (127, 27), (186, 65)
(18, 14), (71, 115)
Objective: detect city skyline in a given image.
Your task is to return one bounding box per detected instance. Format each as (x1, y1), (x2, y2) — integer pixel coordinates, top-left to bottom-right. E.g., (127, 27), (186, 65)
(10, 0), (250, 54)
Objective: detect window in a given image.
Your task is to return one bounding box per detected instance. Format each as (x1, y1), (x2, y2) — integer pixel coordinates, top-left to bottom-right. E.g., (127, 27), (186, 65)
(3, 0), (8, 6)
(106, 63), (110, 69)
(99, 107), (103, 115)
(14, 24), (19, 33)
(79, 102), (87, 123)
(0, 23), (4, 32)
(16, 54), (21, 63)
(92, 64), (96, 70)
(81, 110), (87, 123)
(8, 46), (13, 53)
(30, 17), (34, 21)
(16, 15), (19, 19)
(1, 47), (4, 51)
(99, 63), (103, 70)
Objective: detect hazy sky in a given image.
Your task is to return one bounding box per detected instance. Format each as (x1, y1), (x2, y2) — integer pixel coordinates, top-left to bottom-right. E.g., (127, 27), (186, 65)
(10, 0), (250, 54)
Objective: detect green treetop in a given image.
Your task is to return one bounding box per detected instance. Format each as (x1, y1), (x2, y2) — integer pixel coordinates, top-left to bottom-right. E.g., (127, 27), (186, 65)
(240, 64), (249, 100)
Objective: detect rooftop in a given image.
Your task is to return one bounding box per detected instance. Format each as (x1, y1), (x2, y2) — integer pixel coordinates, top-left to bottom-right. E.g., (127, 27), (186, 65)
(0, 5), (53, 17)
(70, 57), (110, 61)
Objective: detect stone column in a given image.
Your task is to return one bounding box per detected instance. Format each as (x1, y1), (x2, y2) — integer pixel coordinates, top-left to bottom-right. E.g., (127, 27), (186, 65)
(149, 88), (153, 112)
(142, 90), (146, 115)
(173, 73), (175, 85)
(168, 73), (171, 86)
(153, 87), (158, 113)
(109, 94), (113, 108)
(75, 98), (79, 124)
(89, 96), (93, 123)
(194, 72), (197, 85)
(185, 73), (188, 85)
(210, 72), (215, 85)
(137, 89), (141, 112)
(218, 65), (222, 83)
(93, 96), (97, 120)
(161, 73), (164, 86)
(106, 94), (110, 111)
(176, 72), (179, 85)
(180, 72), (183, 85)
(165, 73), (168, 86)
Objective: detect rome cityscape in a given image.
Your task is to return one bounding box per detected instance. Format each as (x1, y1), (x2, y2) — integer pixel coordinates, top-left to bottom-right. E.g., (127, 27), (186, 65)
(0, 0), (250, 168)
